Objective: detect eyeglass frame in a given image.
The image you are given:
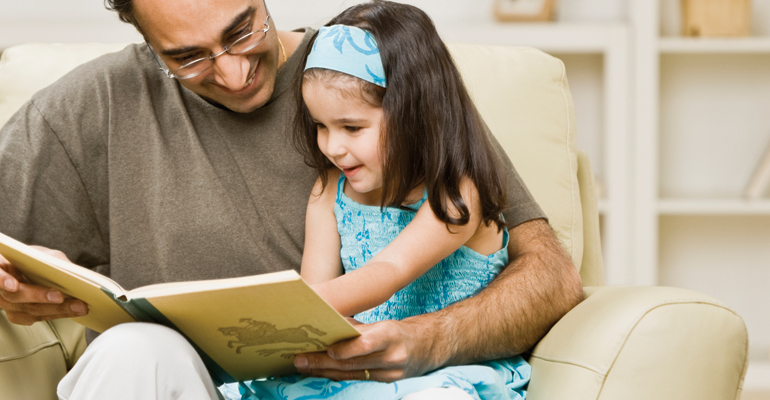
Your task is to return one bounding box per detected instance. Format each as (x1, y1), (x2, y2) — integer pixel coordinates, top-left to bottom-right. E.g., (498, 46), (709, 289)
(147, 12), (272, 80)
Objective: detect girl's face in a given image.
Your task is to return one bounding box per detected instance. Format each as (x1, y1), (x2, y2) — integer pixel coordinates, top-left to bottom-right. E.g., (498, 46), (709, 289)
(303, 79), (385, 204)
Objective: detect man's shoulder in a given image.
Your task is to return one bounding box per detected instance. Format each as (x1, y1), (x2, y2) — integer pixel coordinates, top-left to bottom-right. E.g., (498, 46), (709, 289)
(33, 43), (159, 104)
(22, 43), (172, 143)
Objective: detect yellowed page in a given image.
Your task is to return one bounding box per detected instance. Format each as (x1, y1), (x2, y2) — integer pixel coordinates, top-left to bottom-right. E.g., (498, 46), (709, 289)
(126, 270), (300, 298)
(0, 233), (135, 332)
(146, 273), (360, 381)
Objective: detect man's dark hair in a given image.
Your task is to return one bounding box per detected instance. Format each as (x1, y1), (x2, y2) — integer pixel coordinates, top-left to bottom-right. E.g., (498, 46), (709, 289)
(293, 0), (508, 231)
(104, 0), (143, 34)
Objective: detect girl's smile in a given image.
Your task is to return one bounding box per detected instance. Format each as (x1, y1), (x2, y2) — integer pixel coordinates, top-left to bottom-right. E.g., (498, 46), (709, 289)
(340, 165), (362, 177)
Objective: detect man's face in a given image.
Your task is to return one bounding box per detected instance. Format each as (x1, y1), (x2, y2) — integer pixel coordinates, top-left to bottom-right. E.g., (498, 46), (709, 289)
(134, 0), (280, 113)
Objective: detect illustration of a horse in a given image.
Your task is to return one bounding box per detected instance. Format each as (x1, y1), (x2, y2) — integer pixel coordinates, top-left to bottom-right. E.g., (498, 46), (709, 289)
(218, 318), (328, 358)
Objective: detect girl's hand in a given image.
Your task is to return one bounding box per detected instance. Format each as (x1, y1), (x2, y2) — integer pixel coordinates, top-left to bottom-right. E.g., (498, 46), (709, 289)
(293, 317), (441, 382)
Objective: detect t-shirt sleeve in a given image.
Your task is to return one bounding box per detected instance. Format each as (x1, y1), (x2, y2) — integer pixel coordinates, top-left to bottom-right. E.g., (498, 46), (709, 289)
(483, 122), (547, 229)
(0, 100), (109, 272)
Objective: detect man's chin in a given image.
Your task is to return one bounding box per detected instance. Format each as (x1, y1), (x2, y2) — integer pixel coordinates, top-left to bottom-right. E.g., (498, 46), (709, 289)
(201, 93), (270, 113)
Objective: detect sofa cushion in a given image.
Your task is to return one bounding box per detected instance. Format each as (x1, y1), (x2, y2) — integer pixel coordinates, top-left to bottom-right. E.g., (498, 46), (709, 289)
(0, 42), (130, 127)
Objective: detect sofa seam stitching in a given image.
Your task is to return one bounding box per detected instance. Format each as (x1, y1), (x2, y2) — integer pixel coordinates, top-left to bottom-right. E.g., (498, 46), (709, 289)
(528, 354), (605, 375)
(558, 59), (578, 265)
(0, 339), (62, 362)
(46, 320), (73, 369)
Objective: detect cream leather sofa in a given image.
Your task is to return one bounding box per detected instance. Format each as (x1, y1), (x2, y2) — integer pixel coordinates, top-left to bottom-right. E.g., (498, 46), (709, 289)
(0, 42), (749, 399)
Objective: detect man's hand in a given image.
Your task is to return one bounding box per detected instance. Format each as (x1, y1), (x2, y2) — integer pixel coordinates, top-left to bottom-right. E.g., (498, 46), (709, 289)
(294, 318), (439, 382)
(0, 247), (89, 325)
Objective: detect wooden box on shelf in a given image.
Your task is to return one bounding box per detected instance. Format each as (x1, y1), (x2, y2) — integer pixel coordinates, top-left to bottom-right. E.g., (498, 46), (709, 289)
(494, 0), (557, 22)
(681, 0), (751, 37)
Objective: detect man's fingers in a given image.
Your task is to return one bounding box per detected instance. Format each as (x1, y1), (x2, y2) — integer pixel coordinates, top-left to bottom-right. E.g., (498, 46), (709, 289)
(3, 310), (39, 326)
(345, 317), (363, 326)
(327, 335), (382, 361)
(326, 321), (400, 360)
(4, 309), (82, 326)
(0, 254), (22, 292)
(0, 295), (88, 318)
(0, 281), (65, 304)
(295, 347), (386, 372)
(0, 247), (86, 325)
(294, 351), (365, 371)
(297, 367), (405, 383)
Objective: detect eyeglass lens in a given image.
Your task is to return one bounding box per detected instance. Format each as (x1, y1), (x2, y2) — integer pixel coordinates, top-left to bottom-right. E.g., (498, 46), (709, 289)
(172, 15), (270, 79)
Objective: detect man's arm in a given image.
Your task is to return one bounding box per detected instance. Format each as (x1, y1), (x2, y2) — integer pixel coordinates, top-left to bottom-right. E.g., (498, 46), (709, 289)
(0, 99), (106, 325)
(294, 218), (584, 381)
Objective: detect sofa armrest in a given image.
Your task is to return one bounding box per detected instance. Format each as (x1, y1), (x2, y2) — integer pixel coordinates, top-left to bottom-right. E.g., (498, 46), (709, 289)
(526, 285), (748, 400)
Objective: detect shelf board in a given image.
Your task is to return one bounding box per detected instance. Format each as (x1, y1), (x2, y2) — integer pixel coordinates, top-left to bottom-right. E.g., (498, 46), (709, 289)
(658, 199), (770, 215)
(659, 36), (770, 54)
(442, 22), (628, 54)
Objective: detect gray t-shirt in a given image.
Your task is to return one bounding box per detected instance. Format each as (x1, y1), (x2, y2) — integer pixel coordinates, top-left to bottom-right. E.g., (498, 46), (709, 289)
(0, 30), (543, 294)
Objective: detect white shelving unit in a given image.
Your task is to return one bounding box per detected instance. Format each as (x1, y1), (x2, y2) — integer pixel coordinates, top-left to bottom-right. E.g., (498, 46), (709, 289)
(659, 199), (770, 215)
(633, 0), (770, 392)
(659, 37), (770, 53)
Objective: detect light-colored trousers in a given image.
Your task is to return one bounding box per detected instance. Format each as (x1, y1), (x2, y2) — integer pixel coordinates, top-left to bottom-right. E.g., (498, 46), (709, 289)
(57, 323), (472, 400)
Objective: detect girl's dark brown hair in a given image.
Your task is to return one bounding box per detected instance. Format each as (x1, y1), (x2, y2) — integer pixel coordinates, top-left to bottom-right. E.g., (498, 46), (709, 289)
(294, 0), (507, 231)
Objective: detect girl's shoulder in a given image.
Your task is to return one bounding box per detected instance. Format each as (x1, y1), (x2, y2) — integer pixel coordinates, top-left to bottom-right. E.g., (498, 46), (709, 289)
(309, 169), (342, 207)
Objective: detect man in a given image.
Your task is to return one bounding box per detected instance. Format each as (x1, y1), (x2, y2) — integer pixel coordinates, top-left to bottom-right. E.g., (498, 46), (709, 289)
(0, 0), (583, 398)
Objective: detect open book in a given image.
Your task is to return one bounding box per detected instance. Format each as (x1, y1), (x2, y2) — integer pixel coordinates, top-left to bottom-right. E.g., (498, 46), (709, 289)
(0, 232), (360, 384)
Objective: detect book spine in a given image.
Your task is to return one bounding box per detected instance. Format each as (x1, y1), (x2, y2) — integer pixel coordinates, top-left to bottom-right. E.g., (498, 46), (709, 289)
(131, 298), (235, 386)
(100, 288), (154, 322)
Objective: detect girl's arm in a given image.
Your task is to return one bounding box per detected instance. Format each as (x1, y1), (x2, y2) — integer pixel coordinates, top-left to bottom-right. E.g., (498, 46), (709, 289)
(300, 174), (344, 284)
(312, 177), (489, 317)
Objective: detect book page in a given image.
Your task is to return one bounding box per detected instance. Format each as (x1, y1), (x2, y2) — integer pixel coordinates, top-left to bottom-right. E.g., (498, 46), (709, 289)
(144, 272), (360, 382)
(125, 270), (300, 299)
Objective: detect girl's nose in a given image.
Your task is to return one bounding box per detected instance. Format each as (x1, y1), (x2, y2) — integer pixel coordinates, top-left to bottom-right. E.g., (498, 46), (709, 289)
(325, 131), (348, 158)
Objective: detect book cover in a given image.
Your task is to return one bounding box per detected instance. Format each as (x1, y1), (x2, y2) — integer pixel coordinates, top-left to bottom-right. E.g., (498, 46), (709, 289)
(0, 232), (360, 383)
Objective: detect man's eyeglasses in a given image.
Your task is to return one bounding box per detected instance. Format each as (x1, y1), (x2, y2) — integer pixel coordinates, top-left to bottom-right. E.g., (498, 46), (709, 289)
(148, 13), (272, 80)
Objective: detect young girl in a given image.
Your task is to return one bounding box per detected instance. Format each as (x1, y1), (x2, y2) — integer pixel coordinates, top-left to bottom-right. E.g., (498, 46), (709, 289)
(225, 1), (534, 399)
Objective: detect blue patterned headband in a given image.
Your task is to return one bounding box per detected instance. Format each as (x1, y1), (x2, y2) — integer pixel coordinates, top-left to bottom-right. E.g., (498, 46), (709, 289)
(305, 25), (387, 88)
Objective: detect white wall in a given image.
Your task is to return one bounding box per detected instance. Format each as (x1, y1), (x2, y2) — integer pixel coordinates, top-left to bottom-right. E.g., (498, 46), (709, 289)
(0, 0), (627, 49)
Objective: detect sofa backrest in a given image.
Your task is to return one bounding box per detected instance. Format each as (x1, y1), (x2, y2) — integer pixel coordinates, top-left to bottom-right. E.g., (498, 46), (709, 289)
(0, 43), (129, 126)
(0, 42), (593, 277)
(448, 43), (584, 270)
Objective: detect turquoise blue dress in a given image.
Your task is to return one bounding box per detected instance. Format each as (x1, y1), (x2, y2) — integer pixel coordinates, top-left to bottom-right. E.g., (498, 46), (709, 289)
(220, 176), (530, 400)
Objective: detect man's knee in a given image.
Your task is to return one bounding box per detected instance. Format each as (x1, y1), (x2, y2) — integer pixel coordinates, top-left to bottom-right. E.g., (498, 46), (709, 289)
(59, 323), (221, 400)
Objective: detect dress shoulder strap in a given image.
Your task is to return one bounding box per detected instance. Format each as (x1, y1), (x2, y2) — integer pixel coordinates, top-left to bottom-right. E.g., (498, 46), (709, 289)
(336, 173), (346, 202)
